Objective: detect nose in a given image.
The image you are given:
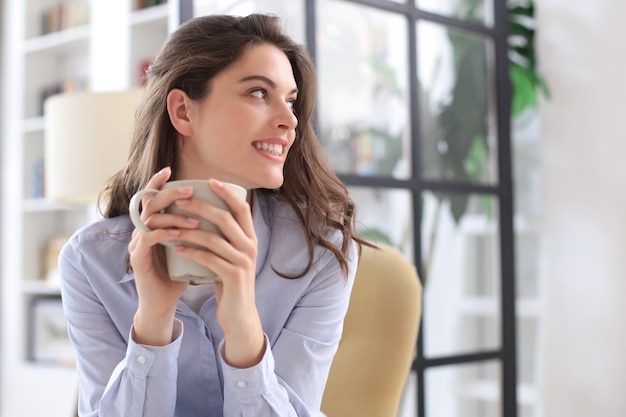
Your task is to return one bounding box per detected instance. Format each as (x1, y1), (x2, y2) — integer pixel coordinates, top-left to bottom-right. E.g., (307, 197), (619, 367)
(274, 101), (298, 131)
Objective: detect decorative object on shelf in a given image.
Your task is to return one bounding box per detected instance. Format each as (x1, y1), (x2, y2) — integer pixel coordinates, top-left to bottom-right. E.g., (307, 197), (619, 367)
(29, 297), (76, 366)
(44, 89), (145, 204)
(44, 235), (72, 285)
(139, 58), (153, 86)
(32, 157), (45, 198)
(39, 77), (89, 116)
(136, 0), (168, 10)
(41, 1), (90, 35)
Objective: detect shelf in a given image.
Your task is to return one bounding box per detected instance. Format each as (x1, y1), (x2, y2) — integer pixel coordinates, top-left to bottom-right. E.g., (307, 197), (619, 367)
(457, 378), (499, 401)
(460, 213), (540, 236)
(2, 1), (177, 414)
(23, 116), (45, 133)
(457, 296), (540, 318)
(22, 280), (62, 296)
(22, 198), (82, 213)
(457, 379), (538, 405)
(131, 3), (169, 26)
(24, 25), (89, 55)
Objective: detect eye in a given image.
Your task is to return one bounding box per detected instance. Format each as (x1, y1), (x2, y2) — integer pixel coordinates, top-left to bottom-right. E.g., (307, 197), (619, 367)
(286, 99), (296, 111)
(250, 89), (267, 100)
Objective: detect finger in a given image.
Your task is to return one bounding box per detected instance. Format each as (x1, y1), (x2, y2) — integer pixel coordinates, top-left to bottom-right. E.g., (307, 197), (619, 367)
(143, 211), (201, 232)
(175, 228), (243, 262)
(129, 228), (181, 261)
(209, 179), (255, 239)
(137, 167), (172, 219)
(174, 199), (254, 255)
(175, 229), (257, 287)
(140, 178), (194, 221)
(174, 242), (252, 281)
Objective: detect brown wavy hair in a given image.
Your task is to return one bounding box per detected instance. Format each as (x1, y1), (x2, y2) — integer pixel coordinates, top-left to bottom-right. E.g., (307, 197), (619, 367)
(100, 14), (368, 278)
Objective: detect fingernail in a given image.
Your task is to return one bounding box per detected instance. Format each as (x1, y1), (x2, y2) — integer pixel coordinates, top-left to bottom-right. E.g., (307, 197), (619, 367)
(157, 167), (170, 177)
(210, 179), (223, 187)
(186, 217), (199, 226)
(167, 229), (180, 237)
(178, 186), (193, 195)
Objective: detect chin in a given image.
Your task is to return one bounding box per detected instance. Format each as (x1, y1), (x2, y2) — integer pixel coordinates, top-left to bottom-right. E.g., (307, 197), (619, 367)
(263, 180), (285, 190)
(257, 175), (285, 190)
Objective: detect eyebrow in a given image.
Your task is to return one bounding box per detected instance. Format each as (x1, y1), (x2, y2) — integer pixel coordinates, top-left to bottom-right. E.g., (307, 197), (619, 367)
(239, 75), (298, 95)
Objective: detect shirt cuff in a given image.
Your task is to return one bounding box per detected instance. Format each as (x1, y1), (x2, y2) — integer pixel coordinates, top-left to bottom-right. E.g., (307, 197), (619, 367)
(219, 334), (274, 400)
(126, 319), (184, 378)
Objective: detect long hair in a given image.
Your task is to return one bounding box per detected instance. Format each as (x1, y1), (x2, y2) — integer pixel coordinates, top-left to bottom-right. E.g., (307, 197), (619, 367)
(100, 14), (367, 277)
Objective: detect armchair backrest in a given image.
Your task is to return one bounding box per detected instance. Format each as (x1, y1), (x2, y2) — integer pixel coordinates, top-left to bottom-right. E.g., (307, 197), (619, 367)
(321, 243), (422, 417)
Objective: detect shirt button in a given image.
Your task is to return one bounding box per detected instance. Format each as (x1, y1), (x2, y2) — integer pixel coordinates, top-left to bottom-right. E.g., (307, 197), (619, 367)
(137, 355), (147, 364)
(236, 380), (247, 389)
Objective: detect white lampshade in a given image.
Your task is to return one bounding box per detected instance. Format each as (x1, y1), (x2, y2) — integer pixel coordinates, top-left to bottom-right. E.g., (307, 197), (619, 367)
(44, 89), (144, 204)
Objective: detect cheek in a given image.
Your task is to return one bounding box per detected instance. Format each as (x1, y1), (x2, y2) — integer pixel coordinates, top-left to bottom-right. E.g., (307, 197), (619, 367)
(285, 134), (298, 157)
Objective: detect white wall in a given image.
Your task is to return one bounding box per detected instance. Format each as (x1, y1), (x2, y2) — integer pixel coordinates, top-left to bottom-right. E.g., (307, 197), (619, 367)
(537, 1), (626, 416)
(0, 0), (4, 405)
(0, 0), (3, 405)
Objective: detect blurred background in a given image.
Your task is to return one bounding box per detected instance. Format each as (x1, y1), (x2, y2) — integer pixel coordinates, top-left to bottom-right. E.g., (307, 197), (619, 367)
(1, 0), (625, 416)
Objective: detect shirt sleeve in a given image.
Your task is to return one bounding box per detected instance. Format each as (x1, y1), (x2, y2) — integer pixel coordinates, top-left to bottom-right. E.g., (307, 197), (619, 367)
(98, 323), (183, 417)
(59, 235), (183, 417)
(219, 240), (359, 417)
(219, 335), (295, 415)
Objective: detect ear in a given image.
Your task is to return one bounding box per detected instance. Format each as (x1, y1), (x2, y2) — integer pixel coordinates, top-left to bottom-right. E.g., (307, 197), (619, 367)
(167, 88), (194, 137)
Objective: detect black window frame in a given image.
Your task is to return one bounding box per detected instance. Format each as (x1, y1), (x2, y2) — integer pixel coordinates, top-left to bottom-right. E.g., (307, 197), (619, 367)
(306, 1), (517, 416)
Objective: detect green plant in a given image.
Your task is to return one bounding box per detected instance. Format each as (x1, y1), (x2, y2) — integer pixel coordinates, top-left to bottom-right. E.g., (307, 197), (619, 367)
(420, 0), (547, 281)
(327, 2), (547, 267)
(509, 0), (549, 117)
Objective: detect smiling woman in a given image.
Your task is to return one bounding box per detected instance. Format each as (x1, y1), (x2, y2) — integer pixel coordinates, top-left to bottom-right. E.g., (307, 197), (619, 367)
(58, 13), (370, 417)
(170, 43), (299, 190)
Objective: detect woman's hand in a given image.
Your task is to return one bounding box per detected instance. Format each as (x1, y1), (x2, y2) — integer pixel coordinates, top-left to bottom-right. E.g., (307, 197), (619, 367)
(173, 179), (265, 368)
(128, 167), (197, 346)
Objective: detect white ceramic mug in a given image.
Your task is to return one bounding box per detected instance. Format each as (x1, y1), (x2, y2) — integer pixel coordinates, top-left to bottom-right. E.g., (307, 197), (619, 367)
(129, 179), (247, 284)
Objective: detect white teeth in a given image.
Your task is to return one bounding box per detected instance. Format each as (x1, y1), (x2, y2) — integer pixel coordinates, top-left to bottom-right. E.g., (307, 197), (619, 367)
(255, 142), (283, 156)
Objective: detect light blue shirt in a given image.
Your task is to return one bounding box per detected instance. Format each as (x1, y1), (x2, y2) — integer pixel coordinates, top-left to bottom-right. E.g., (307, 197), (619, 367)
(60, 190), (357, 417)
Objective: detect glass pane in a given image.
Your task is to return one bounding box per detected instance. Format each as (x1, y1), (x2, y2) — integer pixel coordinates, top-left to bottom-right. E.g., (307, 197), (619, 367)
(516, 316), (537, 385)
(426, 361), (502, 417)
(194, 0), (305, 43)
(417, 21), (498, 185)
(512, 101), (542, 417)
(349, 186), (414, 258)
(399, 371), (418, 417)
(421, 191), (501, 357)
(318, 1), (410, 178)
(416, 0), (494, 26)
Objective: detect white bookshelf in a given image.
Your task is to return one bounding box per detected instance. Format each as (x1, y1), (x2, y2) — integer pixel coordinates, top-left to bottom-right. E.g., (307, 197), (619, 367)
(0, 1), (179, 415)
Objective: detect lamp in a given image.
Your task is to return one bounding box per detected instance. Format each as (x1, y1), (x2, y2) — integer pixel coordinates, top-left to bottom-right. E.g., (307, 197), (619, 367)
(44, 89), (144, 204)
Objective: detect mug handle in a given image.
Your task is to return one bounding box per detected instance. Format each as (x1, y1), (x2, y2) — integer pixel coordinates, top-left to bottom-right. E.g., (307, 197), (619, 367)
(129, 188), (160, 234)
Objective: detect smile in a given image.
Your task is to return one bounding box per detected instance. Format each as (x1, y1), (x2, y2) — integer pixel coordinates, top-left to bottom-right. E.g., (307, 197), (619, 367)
(254, 142), (284, 156)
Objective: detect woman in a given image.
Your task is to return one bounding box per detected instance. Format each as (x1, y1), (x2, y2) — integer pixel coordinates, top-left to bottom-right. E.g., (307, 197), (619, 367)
(60, 13), (366, 417)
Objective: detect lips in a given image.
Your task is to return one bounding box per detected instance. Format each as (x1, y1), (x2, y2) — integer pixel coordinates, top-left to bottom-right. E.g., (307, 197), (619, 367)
(253, 142), (284, 156)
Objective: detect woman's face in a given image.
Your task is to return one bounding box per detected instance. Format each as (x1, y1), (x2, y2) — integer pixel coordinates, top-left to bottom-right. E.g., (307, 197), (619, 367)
(176, 43), (299, 190)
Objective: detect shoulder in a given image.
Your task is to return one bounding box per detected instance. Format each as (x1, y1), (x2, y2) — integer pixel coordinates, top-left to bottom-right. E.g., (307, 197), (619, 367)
(60, 216), (133, 273)
(256, 190), (300, 224)
(256, 191), (357, 277)
(264, 191), (354, 254)
(66, 215), (133, 248)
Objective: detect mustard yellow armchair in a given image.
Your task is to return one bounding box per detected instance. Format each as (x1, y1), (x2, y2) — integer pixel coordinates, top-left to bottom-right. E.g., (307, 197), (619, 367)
(322, 243), (422, 417)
